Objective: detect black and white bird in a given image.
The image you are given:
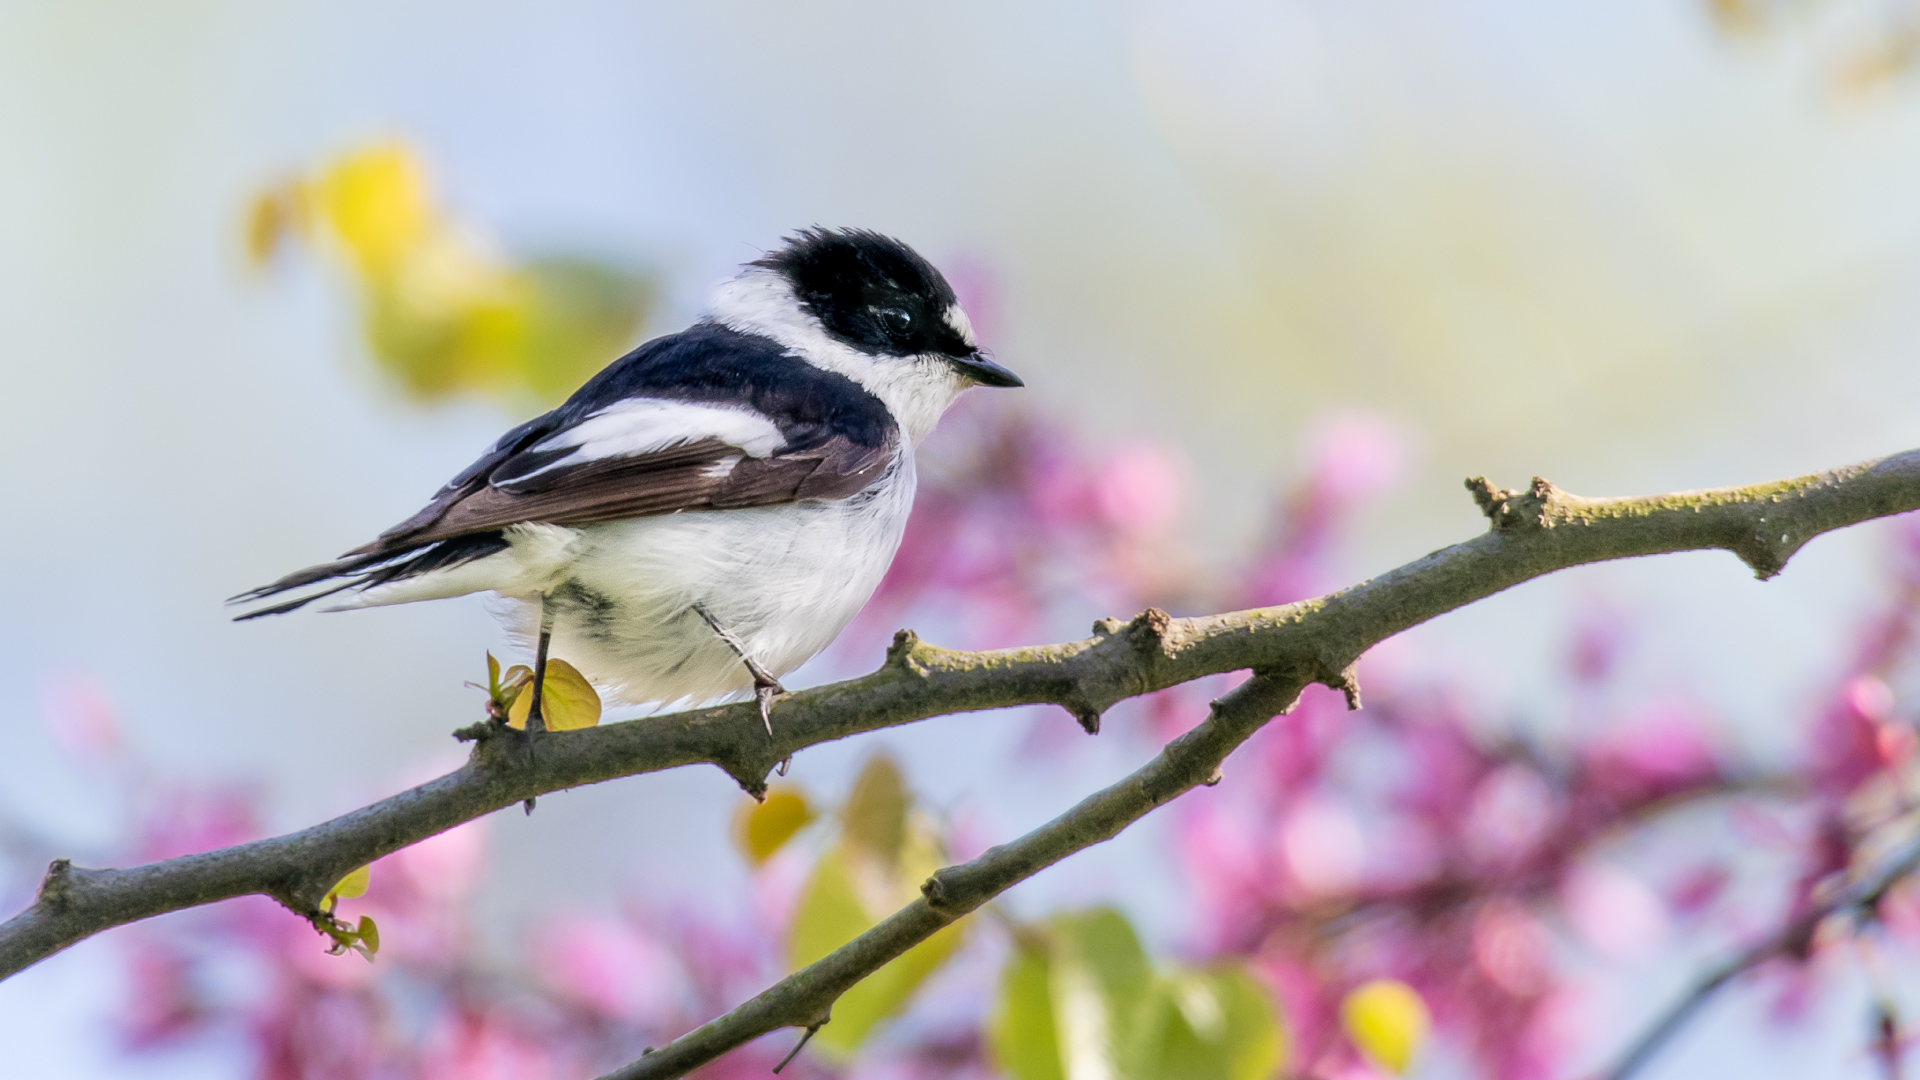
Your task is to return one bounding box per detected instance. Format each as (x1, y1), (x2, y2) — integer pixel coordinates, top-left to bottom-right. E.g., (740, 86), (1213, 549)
(234, 228), (1022, 731)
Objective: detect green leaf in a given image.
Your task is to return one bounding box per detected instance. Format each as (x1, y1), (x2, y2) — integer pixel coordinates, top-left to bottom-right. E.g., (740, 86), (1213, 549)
(1053, 909), (1151, 1080)
(840, 753), (908, 866)
(989, 909), (1151, 1080)
(1125, 967), (1285, 1080)
(784, 844), (966, 1055)
(788, 846), (873, 972)
(990, 937), (1066, 1080)
(816, 918), (964, 1055)
(357, 915), (381, 957)
(988, 909), (1286, 1080)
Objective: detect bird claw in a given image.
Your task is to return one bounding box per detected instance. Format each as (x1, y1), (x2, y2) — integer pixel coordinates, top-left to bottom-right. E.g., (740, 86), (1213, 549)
(754, 677), (785, 736)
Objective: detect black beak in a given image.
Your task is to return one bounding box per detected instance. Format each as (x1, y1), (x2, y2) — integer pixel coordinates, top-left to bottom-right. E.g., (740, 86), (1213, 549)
(948, 349), (1023, 388)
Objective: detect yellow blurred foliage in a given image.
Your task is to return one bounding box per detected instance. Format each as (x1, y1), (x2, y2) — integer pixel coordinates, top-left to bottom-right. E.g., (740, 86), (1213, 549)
(733, 785), (816, 865)
(1339, 978), (1430, 1075)
(248, 140), (652, 407)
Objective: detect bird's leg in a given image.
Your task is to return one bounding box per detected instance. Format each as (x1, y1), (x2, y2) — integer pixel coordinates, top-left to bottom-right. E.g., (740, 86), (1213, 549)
(522, 597), (554, 815)
(527, 597), (554, 735)
(693, 603), (783, 737)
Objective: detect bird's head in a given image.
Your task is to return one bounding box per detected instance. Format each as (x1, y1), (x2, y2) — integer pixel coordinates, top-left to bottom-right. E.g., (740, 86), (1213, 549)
(747, 228), (1022, 389)
(707, 229), (1022, 442)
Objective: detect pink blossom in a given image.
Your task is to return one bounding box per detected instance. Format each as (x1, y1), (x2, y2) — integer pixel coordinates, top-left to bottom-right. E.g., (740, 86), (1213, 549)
(1461, 766), (1557, 869)
(1092, 443), (1184, 536)
(117, 942), (203, 1048)
(1583, 700), (1722, 800)
(1667, 863), (1732, 917)
(531, 913), (686, 1024)
(1561, 862), (1668, 959)
(1279, 797), (1367, 897)
(1471, 900), (1552, 997)
(1299, 411), (1406, 504)
(386, 819), (489, 903)
(40, 672), (124, 761)
(417, 1010), (560, 1080)
(136, 785), (260, 863)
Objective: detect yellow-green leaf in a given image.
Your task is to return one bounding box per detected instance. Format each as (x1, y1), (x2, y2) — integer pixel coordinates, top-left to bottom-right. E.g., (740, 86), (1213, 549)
(357, 915), (380, 956)
(788, 846), (872, 971)
(1127, 967), (1286, 1080)
(734, 785), (815, 865)
(1340, 978), (1429, 1075)
(989, 938), (1066, 1080)
(786, 844), (967, 1056)
(989, 910), (1285, 1080)
(989, 909), (1152, 1080)
(507, 658), (602, 731)
(817, 918), (964, 1055)
(840, 753), (908, 866)
(325, 864), (370, 910)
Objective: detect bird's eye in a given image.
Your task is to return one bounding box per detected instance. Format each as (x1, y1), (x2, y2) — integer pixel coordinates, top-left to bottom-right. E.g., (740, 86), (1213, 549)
(876, 307), (913, 335)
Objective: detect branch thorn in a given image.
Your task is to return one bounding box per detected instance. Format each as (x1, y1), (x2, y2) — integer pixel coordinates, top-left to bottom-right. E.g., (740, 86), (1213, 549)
(773, 1018), (827, 1073)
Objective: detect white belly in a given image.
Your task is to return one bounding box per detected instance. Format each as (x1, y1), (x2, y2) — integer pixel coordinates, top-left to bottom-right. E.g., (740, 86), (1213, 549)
(506, 455), (917, 707)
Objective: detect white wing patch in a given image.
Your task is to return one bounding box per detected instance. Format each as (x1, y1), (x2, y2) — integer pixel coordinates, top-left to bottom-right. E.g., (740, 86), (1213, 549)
(513, 399), (786, 484)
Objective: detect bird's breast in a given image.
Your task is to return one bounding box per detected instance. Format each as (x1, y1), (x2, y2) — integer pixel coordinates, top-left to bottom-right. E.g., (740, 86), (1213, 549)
(537, 453), (917, 706)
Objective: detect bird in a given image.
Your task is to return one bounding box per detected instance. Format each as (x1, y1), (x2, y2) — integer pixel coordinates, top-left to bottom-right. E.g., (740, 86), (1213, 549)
(233, 228), (1023, 734)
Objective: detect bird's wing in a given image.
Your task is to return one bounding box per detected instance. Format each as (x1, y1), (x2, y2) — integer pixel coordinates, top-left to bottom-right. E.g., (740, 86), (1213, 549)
(369, 396), (895, 551)
(234, 324), (898, 610)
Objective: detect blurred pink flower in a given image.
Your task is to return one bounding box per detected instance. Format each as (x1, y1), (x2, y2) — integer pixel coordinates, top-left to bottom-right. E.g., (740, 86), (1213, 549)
(531, 913), (687, 1024)
(1561, 862), (1668, 959)
(1667, 863), (1731, 918)
(41, 672), (124, 761)
(1583, 700), (1722, 800)
(1567, 605), (1629, 687)
(386, 819), (489, 903)
(137, 786), (260, 863)
(1093, 443), (1184, 536)
(418, 1010), (560, 1080)
(1462, 766), (1557, 869)
(1300, 411), (1406, 503)
(118, 941), (203, 1048)
(1279, 797), (1367, 897)
(1471, 900), (1552, 997)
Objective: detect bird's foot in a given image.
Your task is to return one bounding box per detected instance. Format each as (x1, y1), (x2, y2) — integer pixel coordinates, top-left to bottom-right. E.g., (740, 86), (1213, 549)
(753, 675), (786, 737)
(751, 668), (790, 774)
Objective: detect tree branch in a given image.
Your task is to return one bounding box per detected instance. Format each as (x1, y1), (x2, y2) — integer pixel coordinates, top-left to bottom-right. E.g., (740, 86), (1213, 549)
(1599, 824), (1920, 1080)
(3, 446), (1918, 1052)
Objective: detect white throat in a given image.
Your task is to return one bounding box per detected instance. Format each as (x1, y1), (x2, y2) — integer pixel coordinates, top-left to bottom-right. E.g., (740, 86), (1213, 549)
(705, 269), (970, 446)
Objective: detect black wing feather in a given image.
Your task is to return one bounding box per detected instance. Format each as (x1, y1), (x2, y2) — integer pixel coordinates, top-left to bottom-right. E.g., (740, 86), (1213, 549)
(233, 324), (898, 617)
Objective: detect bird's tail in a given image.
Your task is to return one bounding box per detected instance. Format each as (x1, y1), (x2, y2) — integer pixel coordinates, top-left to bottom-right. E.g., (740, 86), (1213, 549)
(228, 532), (511, 620)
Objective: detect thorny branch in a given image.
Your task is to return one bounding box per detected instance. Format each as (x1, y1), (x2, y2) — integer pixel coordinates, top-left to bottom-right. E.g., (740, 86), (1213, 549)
(5, 448), (1920, 1079)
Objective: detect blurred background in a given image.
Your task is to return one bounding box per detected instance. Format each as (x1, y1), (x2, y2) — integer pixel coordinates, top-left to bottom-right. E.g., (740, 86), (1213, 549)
(7, 2), (1920, 1078)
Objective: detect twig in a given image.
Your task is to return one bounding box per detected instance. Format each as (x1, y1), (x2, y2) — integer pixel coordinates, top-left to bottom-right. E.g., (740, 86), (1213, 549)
(2, 447), (1919, 1028)
(772, 1021), (824, 1074)
(594, 671), (1301, 1080)
(1599, 828), (1920, 1080)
